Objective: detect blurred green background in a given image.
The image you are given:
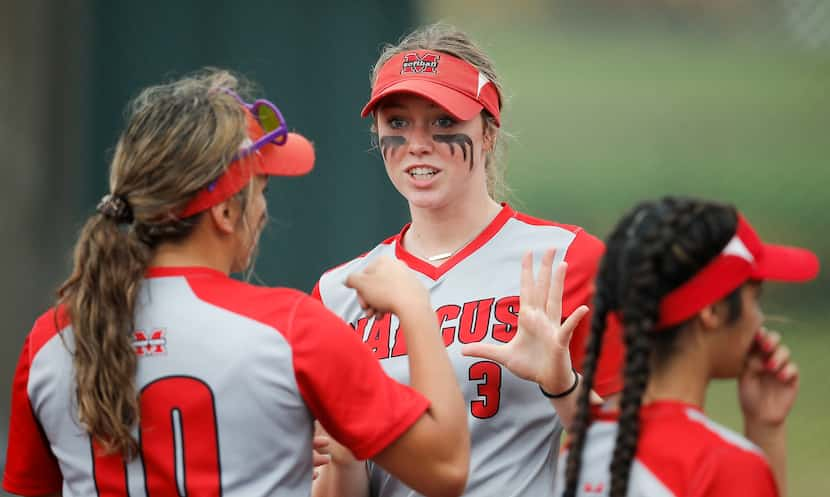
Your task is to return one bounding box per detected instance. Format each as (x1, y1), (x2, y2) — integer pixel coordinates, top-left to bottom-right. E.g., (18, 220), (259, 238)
(1, 0), (827, 495)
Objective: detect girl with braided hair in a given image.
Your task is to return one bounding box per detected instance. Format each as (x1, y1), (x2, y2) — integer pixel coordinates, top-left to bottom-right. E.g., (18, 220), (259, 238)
(465, 196), (819, 497)
(3, 69), (470, 497)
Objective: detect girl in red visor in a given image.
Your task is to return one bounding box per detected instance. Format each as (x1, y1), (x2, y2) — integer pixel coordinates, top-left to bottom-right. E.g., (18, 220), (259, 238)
(312, 23), (624, 497)
(2, 69), (469, 497)
(470, 196), (818, 497)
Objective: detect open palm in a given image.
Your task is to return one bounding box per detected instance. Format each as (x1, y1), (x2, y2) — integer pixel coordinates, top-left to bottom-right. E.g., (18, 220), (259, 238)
(462, 249), (589, 394)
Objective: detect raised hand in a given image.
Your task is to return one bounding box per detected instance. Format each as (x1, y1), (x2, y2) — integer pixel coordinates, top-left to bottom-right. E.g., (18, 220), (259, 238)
(739, 328), (799, 427)
(461, 249), (589, 395)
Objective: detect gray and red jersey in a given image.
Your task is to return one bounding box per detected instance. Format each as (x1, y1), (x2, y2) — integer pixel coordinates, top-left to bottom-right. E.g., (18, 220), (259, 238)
(313, 204), (624, 497)
(4, 266), (428, 497)
(554, 401), (779, 497)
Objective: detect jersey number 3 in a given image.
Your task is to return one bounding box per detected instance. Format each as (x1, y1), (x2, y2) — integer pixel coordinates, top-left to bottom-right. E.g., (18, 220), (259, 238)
(92, 376), (221, 496)
(469, 361), (502, 418)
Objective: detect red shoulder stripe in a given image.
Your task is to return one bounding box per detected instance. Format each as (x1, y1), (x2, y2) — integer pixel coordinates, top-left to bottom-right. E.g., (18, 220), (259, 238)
(29, 306), (70, 361)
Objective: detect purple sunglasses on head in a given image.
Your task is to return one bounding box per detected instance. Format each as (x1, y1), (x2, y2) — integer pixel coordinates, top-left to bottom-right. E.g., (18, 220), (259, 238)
(223, 88), (289, 158)
(202, 89), (290, 193)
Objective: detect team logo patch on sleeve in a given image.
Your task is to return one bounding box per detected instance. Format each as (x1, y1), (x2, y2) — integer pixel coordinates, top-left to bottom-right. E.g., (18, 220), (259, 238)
(132, 329), (167, 356)
(401, 52), (440, 74)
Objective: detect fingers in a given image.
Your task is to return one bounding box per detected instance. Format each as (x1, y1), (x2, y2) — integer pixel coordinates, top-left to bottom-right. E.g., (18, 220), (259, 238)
(520, 248), (565, 324)
(547, 261), (567, 325)
(765, 344), (794, 380)
(752, 328), (798, 383)
(765, 343), (790, 370)
(313, 436), (329, 450)
(312, 434), (332, 479)
(347, 270), (379, 319)
(313, 451), (331, 467)
(461, 343), (509, 366)
(746, 353), (799, 384)
(354, 293), (377, 319)
(777, 362), (799, 383)
(589, 389), (604, 406)
(744, 355), (766, 376)
(755, 328), (781, 355)
(344, 257), (387, 291)
(536, 249), (556, 312)
(557, 305), (589, 348)
(343, 271), (362, 290)
(520, 251), (534, 308)
(522, 249), (563, 314)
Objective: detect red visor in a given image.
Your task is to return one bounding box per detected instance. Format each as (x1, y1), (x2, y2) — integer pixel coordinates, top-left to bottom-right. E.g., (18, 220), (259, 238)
(362, 50), (502, 126)
(179, 110), (314, 218)
(656, 214), (819, 329)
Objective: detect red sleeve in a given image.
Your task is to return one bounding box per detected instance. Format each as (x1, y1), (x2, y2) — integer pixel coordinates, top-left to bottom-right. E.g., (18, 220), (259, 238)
(563, 229), (623, 397)
(310, 281), (322, 301)
(688, 447), (779, 497)
(288, 296), (430, 460)
(3, 334), (63, 496)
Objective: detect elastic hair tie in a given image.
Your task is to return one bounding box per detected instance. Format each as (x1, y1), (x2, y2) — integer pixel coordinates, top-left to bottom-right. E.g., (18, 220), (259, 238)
(96, 194), (134, 224)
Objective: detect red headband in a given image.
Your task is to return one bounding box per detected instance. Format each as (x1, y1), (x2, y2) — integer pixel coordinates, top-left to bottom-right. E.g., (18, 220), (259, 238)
(655, 214), (819, 329)
(361, 50), (502, 126)
(179, 110), (314, 218)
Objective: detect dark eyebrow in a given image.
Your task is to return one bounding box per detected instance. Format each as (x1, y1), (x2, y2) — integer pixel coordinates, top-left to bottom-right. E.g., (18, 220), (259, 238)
(378, 99), (440, 112)
(379, 102), (405, 111)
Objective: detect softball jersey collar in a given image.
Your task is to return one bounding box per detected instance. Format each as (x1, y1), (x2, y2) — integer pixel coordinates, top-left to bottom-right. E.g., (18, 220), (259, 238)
(395, 203), (515, 280)
(145, 266), (228, 279)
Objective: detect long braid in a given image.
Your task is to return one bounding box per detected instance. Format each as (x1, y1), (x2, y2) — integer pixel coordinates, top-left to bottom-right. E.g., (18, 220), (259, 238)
(609, 203), (673, 497)
(562, 208), (641, 497)
(562, 283), (611, 497)
(562, 196), (739, 496)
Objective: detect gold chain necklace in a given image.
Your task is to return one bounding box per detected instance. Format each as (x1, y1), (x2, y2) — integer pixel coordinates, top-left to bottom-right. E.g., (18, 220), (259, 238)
(408, 206), (501, 263)
(410, 229), (482, 262)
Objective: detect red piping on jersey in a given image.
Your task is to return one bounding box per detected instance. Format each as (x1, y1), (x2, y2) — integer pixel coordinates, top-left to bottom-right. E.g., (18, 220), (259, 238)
(394, 203), (516, 280)
(513, 211), (583, 230)
(145, 266), (228, 279)
(24, 306), (71, 363)
(4, 308), (67, 495)
(562, 400), (706, 449)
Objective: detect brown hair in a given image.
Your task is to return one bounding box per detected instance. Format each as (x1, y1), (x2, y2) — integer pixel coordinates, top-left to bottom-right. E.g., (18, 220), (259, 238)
(371, 23), (510, 201)
(57, 68), (253, 457)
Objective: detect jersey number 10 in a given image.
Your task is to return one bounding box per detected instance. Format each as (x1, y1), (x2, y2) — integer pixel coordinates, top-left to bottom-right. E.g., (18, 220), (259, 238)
(91, 376), (221, 496)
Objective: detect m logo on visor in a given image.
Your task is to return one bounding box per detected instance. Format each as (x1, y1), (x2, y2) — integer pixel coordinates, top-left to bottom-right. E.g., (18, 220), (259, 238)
(401, 52), (440, 74)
